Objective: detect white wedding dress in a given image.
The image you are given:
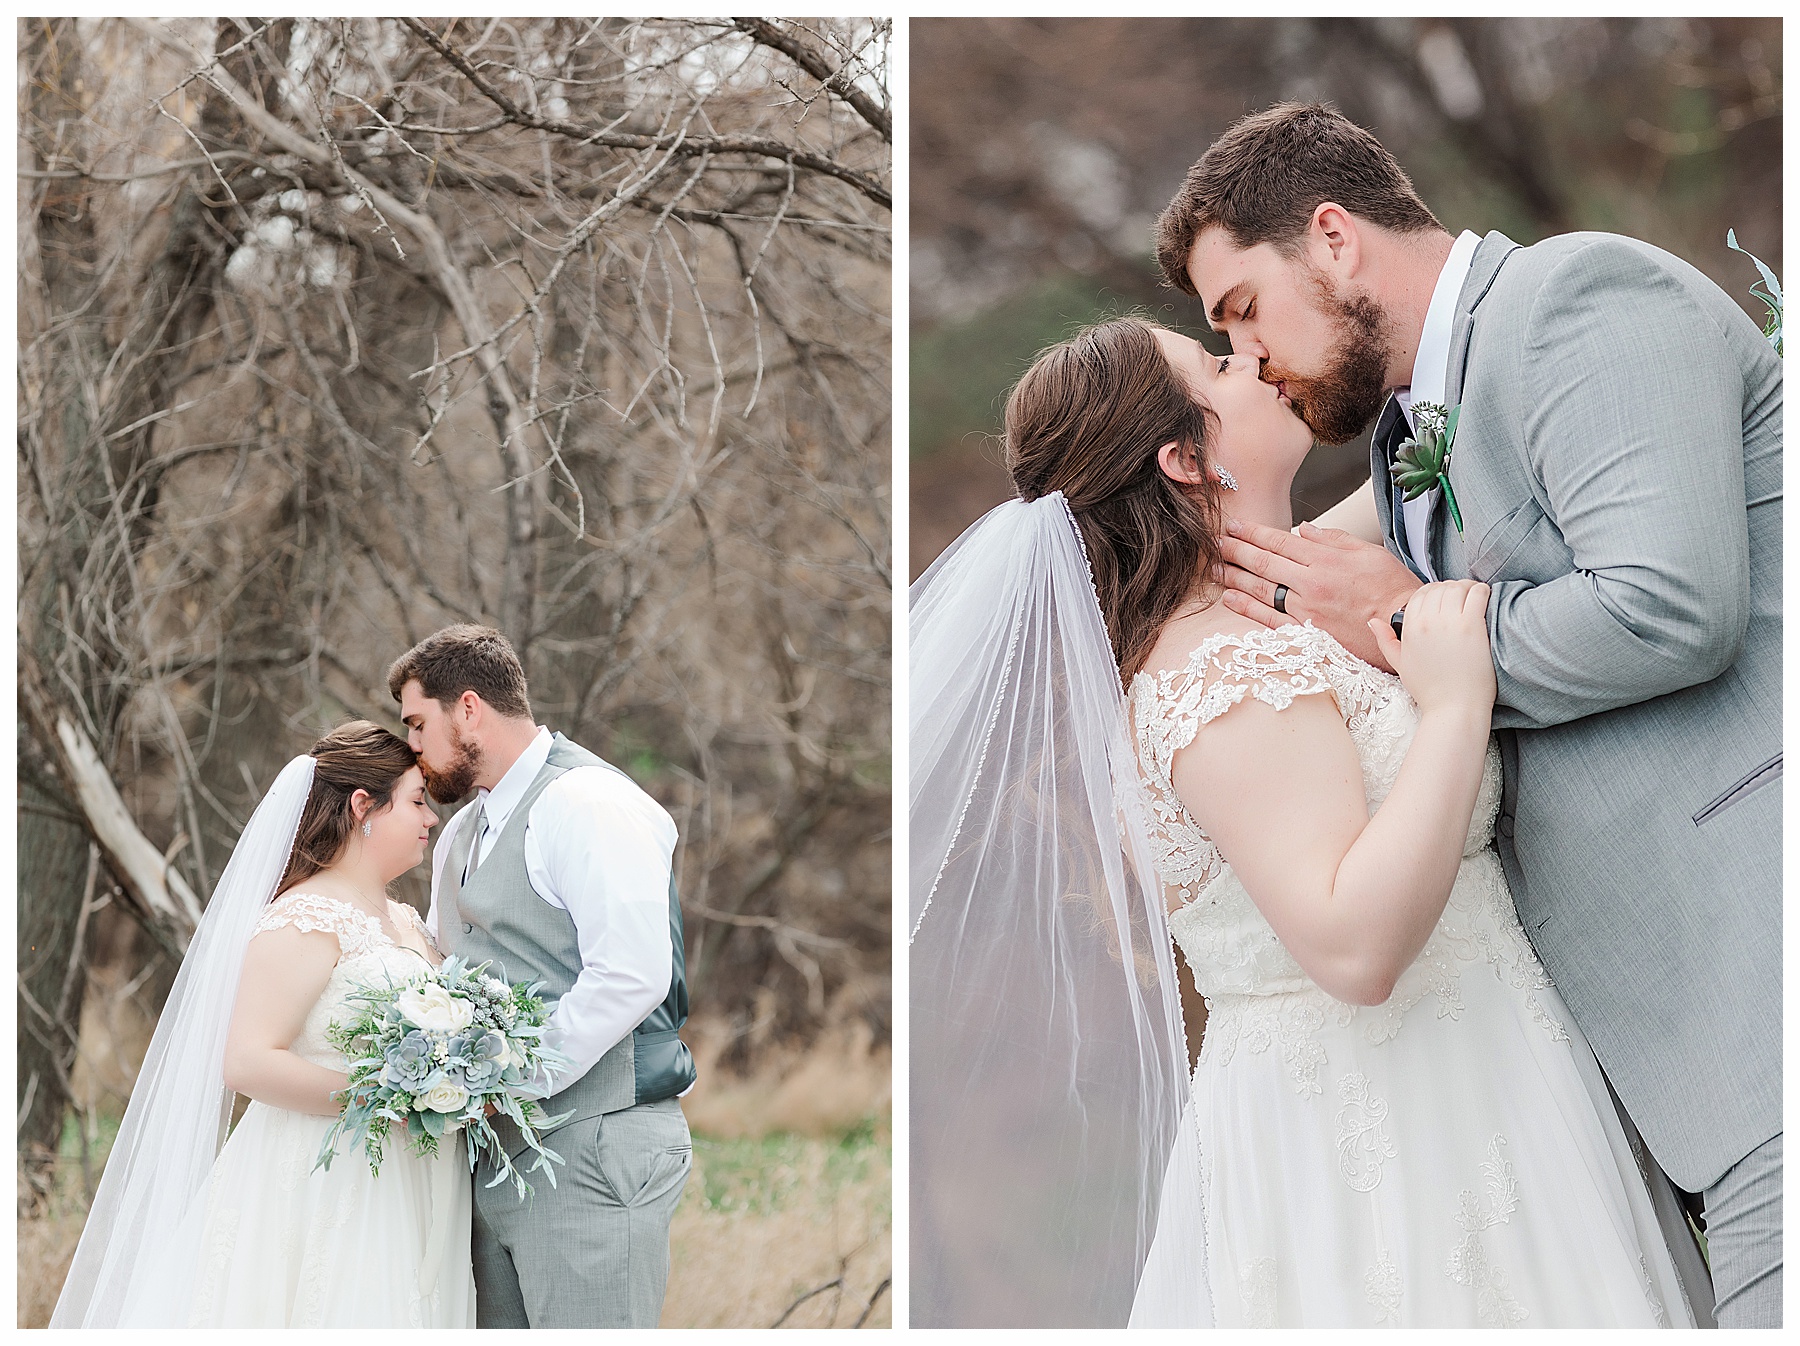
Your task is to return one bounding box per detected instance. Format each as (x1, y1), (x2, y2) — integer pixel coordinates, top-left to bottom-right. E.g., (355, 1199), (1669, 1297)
(1129, 623), (1693, 1327)
(176, 892), (476, 1327)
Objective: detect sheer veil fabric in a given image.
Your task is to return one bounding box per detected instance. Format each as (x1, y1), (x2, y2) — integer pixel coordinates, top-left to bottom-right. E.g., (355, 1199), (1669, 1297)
(909, 494), (1210, 1326)
(52, 755), (317, 1328)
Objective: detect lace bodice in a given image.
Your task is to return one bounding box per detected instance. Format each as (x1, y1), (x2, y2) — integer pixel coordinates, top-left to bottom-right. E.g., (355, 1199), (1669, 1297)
(1132, 622), (1444, 906)
(251, 892), (438, 1071)
(1129, 623), (1558, 1091)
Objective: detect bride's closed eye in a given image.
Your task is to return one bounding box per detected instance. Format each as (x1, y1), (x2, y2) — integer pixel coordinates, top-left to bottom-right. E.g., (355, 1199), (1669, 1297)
(1217, 357), (1231, 374)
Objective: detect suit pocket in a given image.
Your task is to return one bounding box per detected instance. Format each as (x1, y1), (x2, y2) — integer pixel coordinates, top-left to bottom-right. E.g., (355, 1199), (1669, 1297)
(1467, 497), (1549, 582)
(592, 1108), (692, 1206)
(623, 1144), (691, 1208)
(1692, 754), (1782, 827)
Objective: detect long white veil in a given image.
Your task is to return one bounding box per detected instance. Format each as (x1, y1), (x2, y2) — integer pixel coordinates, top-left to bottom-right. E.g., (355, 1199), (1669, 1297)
(51, 754), (317, 1328)
(909, 493), (1210, 1326)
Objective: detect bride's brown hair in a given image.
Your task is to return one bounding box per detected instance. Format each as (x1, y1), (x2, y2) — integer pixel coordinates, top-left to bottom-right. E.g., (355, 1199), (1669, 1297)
(1004, 316), (1228, 683)
(275, 721), (419, 895)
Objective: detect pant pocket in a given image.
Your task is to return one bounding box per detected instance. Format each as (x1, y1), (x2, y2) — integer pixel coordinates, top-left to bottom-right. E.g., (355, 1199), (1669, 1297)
(592, 1114), (691, 1206)
(633, 1145), (692, 1208)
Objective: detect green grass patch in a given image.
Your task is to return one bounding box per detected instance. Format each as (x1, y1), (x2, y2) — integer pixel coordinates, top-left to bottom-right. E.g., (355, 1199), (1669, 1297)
(690, 1116), (889, 1217)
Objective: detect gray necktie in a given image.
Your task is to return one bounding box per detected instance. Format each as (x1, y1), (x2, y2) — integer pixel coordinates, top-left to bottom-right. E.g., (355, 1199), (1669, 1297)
(461, 798), (487, 882)
(1378, 402), (1431, 583)
(439, 799), (485, 952)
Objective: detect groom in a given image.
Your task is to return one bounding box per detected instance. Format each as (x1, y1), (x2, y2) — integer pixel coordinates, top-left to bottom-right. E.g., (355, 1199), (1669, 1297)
(389, 625), (696, 1328)
(1159, 104), (1780, 1326)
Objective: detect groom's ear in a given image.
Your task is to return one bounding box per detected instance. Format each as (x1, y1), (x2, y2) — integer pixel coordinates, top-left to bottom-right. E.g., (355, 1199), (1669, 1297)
(1308, 202), (1363, 277)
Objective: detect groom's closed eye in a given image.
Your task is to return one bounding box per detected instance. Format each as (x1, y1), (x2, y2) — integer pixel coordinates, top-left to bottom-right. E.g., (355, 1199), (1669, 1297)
(1209, 281), (1252, 326)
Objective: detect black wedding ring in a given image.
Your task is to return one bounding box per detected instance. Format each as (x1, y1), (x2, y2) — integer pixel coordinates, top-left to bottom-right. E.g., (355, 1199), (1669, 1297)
(1273, 584), (1290, 615)
(1390, 609), (1406, 640)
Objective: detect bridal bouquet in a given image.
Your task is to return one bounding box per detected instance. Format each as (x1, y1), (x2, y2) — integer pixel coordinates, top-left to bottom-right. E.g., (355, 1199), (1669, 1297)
(316, 956), (573, 1198)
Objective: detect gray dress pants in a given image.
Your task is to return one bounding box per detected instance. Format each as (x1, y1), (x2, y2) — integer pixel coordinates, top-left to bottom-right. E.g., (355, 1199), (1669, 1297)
(473, 1097), (692, 1328)
(1706, 1132), (1782, 1328)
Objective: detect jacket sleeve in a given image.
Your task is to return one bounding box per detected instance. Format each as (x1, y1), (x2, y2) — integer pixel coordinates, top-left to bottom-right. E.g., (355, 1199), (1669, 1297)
(1485, 238), (1750, 730)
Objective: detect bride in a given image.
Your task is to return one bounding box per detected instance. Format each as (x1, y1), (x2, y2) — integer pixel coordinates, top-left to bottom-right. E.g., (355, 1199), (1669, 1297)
(52, 721), (476, 1327)
(910, 316), (1700, 1327)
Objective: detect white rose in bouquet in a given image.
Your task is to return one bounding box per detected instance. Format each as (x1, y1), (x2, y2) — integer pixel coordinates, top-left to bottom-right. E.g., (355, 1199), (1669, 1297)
(419, 1080), (471, 1113)
(398, 982), (475, 1034)
(321, 956), (572, 1197)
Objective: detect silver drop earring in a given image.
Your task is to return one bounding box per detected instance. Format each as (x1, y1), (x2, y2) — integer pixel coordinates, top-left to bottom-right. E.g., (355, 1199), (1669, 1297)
(1217, 466), (1239, 491)
(362, 820), (372, 837)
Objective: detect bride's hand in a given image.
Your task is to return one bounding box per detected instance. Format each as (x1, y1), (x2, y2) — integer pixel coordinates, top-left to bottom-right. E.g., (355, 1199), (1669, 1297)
(1369, 581), (1495, 717)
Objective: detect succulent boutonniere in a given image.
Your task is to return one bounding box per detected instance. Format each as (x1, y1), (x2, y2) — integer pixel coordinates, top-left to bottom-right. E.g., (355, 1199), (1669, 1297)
(1390, 400), (1463, 534)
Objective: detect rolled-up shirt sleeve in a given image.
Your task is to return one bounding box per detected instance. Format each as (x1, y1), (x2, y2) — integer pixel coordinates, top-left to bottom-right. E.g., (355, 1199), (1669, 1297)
(522, 767), (676, 1092)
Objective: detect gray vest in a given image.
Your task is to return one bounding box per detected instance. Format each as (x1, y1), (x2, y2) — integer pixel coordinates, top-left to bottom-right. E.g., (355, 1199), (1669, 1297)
(439, 735), (695, 1132)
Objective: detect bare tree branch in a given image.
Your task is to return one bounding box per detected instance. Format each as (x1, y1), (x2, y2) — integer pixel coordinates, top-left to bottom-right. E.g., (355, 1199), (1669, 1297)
(731, 18), (892, 142)
(400, 18), (891, 208)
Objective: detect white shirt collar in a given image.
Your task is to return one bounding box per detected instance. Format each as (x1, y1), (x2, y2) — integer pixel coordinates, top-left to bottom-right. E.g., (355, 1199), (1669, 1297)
(475, 726), (553, 834)
(1400, 229), (1482, 423)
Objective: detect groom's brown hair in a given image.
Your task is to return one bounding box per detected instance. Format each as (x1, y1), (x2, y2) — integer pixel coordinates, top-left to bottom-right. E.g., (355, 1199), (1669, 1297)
(386, 624), (532, 719)
(1155, 102), (1441, 295)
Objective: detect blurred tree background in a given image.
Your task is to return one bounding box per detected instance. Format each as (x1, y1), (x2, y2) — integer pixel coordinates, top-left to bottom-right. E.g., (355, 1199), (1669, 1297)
(20, 17), (890, 1325)
(911, 16), (1781, 576)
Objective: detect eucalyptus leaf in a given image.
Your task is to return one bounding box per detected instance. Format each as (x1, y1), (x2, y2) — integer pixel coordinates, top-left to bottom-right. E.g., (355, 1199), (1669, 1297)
(1727, 230), (1783, 356)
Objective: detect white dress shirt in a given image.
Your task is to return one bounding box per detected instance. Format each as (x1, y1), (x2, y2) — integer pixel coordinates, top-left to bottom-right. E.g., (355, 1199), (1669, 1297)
(1394, 228), (1482, 581)
(427, 727), (677, 1092)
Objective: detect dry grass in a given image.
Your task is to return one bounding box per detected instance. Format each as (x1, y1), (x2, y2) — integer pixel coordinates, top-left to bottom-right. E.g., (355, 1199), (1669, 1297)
(18, 1177), (85, 1330)
(661, 1017), (892, 1328)
(19, 1014), (890, 1328)
(661, 1121), (891, 1328)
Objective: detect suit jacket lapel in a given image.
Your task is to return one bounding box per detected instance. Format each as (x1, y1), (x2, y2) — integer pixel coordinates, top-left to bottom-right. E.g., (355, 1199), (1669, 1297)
(1430, 231), (1520, 579)
(1445, 230), (1518, 410)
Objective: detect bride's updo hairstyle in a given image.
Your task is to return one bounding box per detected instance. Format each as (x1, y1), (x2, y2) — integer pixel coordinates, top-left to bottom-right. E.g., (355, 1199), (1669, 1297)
(275, 720), (419, 894)
(1005, 315), (1227, 683)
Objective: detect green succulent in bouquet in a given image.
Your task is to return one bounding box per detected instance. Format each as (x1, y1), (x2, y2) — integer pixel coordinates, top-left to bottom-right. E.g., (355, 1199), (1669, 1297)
(1390, 400), (1463, 535)
(1727, 230), (1781, 357)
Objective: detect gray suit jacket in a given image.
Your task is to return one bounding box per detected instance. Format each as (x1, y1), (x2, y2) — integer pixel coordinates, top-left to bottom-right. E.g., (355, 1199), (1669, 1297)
(1370, 231), (1782, 1192)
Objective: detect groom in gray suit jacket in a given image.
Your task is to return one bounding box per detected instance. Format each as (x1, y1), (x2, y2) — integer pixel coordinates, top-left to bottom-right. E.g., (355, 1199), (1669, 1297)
(1161, 104), (1780, 1326)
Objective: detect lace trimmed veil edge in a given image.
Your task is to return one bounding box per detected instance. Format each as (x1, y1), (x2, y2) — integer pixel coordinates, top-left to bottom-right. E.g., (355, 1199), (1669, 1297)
(50, 755), (317, 1328)
(909, 494), (1211, 1327)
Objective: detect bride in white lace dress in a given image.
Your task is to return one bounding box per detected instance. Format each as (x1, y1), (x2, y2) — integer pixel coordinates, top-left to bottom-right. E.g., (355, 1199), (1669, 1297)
(53, 722), (476, 1328)
(1134, 618), (1684, 1326)
(911, 316), (1696, 1326)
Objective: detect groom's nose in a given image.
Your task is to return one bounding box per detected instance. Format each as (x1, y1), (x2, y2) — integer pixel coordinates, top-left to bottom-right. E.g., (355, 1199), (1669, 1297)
(1233, 334), (1270, 363)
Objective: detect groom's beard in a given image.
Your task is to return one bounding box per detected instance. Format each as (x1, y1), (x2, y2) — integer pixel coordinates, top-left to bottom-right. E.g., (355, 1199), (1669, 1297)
(1266, 274), (1395, 447)
(421, 726), (481, 804)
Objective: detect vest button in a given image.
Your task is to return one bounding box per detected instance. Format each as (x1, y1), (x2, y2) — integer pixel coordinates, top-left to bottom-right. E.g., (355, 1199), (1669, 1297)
(463, 922), (474, 934)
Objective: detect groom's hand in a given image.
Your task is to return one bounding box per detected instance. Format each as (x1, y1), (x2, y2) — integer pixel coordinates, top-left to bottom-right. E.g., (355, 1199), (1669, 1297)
(1219, 518), (1423, 672)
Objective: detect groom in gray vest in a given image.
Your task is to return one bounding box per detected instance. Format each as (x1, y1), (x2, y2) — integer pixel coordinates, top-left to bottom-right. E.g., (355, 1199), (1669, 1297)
(1163, 104), (1780, 1326)
(389, 625), (697, 1328)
